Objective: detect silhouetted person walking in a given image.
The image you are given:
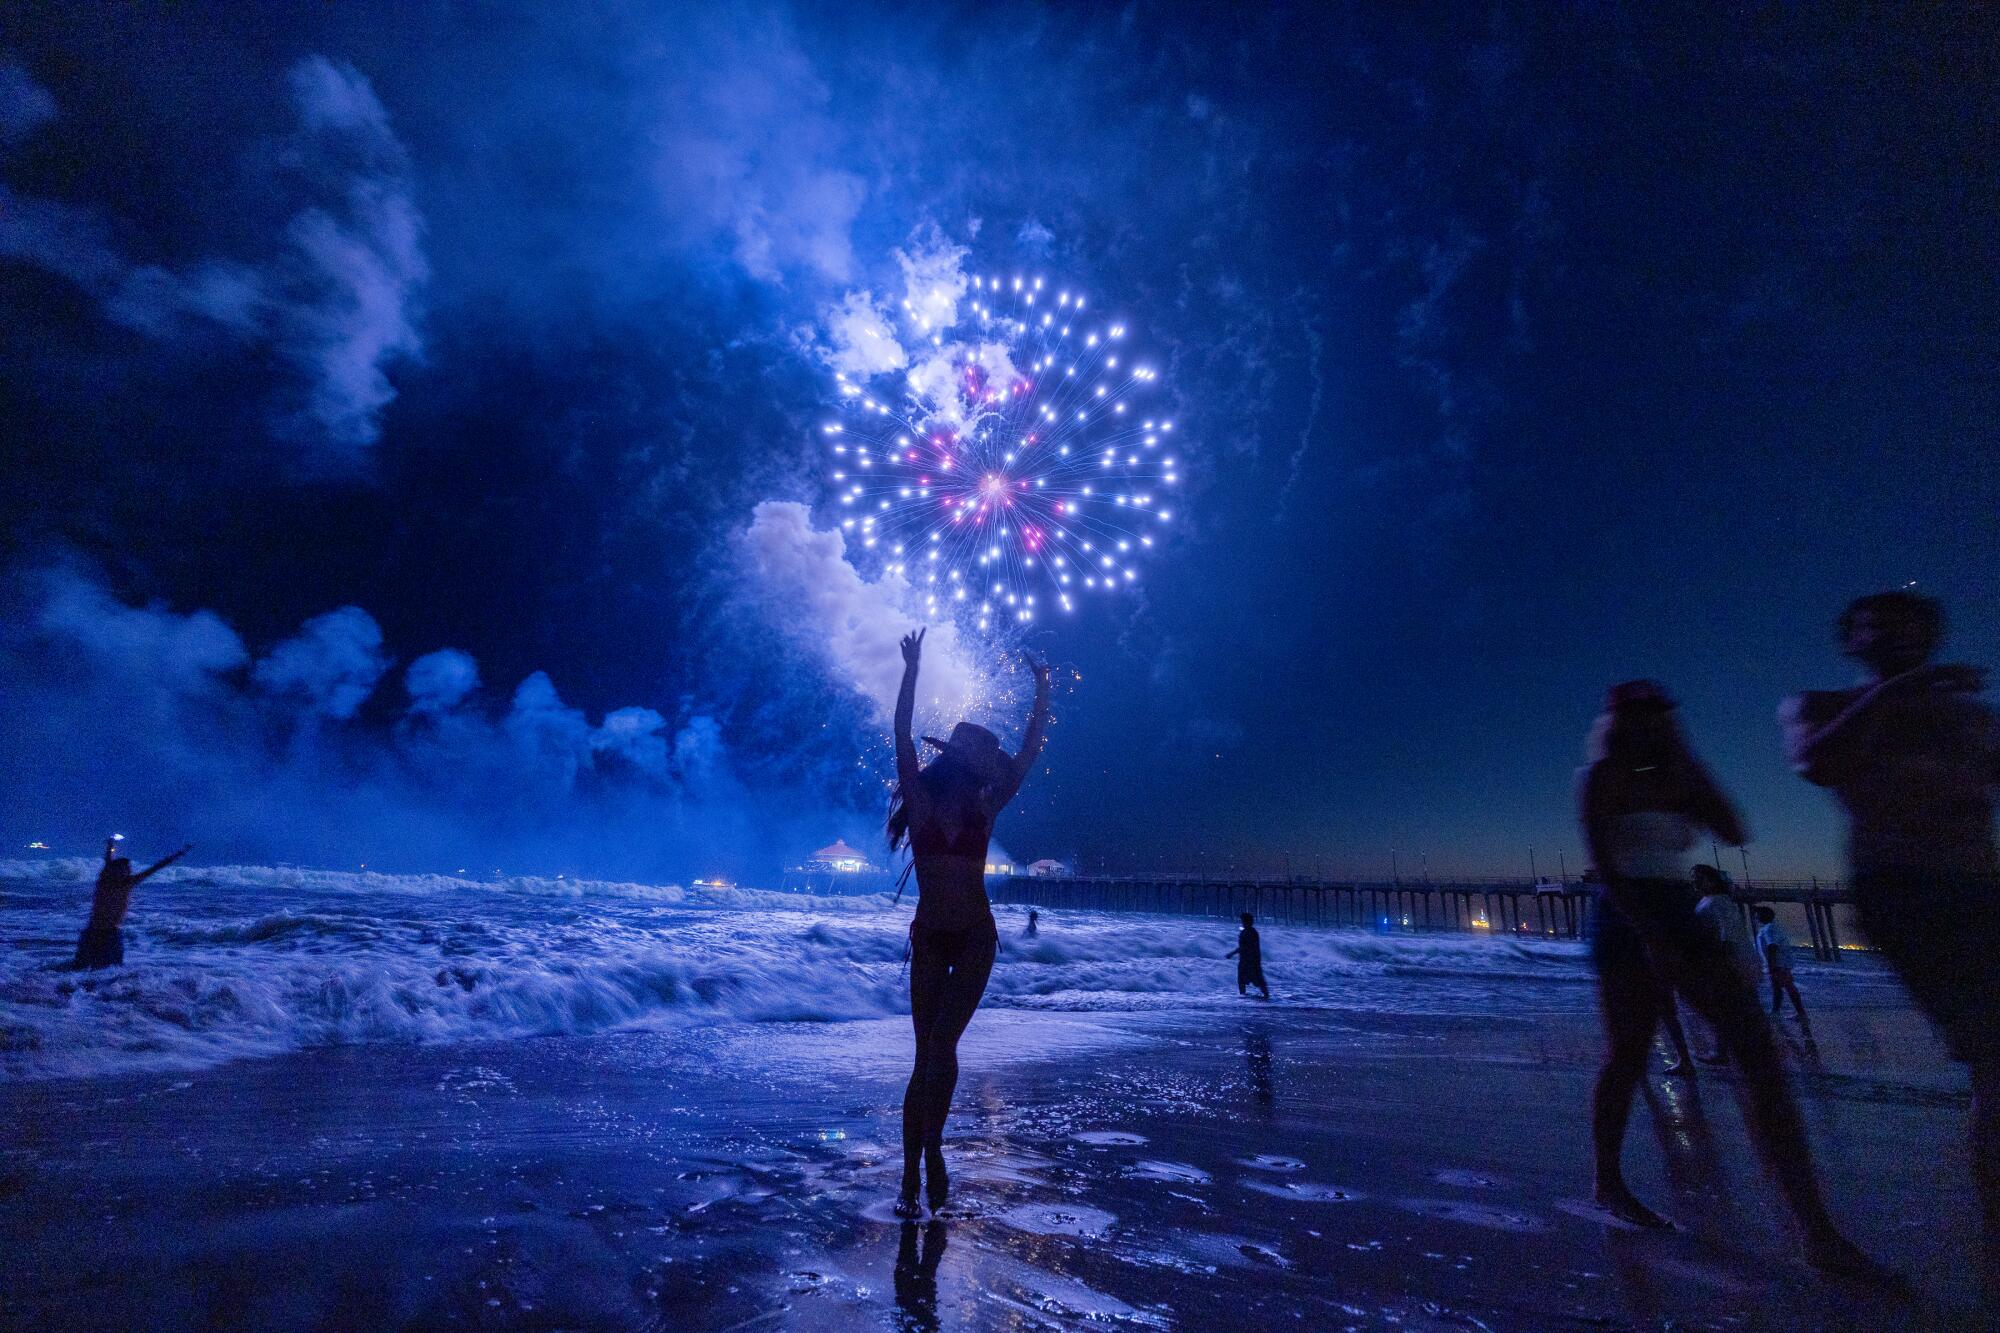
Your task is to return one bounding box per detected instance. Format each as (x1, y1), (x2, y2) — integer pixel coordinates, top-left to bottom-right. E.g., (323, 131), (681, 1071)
(73, 838), (190, 969)
(889, 628), (1051, 1217)
(1784, 589), (1999, 1283)
(1024, 908), (1039, 938)
(1754, 906), (1817, 1051)
(1227, 912), (1269, 998)
(1580, 681), (1883, 1278)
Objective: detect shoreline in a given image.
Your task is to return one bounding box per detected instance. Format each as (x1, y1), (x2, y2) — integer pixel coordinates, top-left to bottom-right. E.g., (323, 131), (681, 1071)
(2, 980), (1979, 1329)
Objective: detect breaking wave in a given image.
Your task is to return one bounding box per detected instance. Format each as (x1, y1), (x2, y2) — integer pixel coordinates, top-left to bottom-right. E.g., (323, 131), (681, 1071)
(2, 858), (1622, 1081)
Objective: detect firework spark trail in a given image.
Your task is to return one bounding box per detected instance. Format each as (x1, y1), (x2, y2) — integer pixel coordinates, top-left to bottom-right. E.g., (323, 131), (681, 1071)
(822, 272), (1179, 631)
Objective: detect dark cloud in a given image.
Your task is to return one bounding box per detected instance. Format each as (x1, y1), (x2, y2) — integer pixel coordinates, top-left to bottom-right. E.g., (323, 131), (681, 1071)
(0, 52), (424, 466)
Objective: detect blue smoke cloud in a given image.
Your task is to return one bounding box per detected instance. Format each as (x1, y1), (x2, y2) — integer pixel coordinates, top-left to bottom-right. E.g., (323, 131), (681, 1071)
(0, 56), (56, 141)
(0, 563), (872, 879)
(403, 648), (479, 714)
(251, 606), (390, 721)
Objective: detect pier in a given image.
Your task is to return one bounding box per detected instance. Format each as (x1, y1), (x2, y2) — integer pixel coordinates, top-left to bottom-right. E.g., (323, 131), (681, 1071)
(989, 874), (1856, 960)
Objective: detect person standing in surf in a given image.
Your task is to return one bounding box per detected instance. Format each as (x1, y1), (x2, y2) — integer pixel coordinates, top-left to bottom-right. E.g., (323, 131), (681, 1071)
(1782, 589), (2000, 1284)
(1227, 912), (1270, 998)
(1579, 681), (1884, 1278)
(890, 628), (1052, 1217)
(73, 837), (191, 969)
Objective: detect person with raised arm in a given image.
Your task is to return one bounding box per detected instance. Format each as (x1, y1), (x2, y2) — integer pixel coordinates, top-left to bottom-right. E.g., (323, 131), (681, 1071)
(1782, 590), (2000, 1285)
(889, 628), (1052, 1217)
(73, 837), (192, 968)
(1579, 681), (1885, 1280)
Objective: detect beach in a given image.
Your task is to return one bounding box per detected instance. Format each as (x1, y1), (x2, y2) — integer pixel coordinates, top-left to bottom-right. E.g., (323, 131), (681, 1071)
(0, 862), (1983, 1329)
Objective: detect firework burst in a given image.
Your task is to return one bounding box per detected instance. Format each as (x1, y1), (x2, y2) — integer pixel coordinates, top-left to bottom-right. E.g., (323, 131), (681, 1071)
(822, 273), (1179, 630)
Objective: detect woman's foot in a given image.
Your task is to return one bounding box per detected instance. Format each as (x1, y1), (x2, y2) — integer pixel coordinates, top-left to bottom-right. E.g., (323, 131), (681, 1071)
(923, 1146), (950, 1212)
(1594, 1183), (1673, 1230)
(893, 1193), (922, 1219)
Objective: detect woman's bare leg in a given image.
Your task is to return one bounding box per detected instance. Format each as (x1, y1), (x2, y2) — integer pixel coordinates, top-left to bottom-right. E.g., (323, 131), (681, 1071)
(1668, 948), (1886, 1276)
(1660, 997), (1695, 1075)
(901, 937), (951, 1212)
(1594, 962), (1673, 1227)
(915, 933), (996, 1209)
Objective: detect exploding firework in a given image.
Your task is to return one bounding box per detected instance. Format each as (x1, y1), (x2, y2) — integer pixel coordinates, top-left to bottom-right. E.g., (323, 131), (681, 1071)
(822, 273), (1178, 630)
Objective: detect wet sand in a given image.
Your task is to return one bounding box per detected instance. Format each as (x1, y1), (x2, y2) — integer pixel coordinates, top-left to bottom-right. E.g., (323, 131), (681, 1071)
(0, 984), (1981, 1329)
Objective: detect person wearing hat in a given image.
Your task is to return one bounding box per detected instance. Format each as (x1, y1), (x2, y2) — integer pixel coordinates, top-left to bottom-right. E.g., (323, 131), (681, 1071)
(888, 627), (1052, 1217)
(1579, 681), (1885, 1279)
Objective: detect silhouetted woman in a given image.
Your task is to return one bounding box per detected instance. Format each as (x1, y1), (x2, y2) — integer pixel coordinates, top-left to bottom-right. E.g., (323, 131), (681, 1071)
(1579, 681), (1883, 1278)
(889, 628), (1051, 1216)
(74, 837), (191, 968)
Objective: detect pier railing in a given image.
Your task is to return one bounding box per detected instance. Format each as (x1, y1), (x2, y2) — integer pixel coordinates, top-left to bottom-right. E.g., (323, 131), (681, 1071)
(988, 875), (1856, 960)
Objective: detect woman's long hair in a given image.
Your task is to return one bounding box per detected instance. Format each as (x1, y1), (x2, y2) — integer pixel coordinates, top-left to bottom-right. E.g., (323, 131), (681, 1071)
(1587, 704), (1712, 821)
(887, 750), (992, 854)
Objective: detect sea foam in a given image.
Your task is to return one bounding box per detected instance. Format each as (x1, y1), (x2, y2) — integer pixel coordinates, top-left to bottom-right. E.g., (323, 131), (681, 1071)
(1, 858), (1635, 1082)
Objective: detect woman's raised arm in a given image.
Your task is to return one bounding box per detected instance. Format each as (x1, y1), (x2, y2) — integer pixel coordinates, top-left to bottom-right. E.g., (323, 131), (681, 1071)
(895, 629), (925, 794)
(990, 653), (1052, 811)
(131, 844), (192, 887)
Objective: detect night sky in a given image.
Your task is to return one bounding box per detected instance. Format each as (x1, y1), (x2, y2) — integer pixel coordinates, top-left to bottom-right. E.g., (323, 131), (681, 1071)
(3, 4), (1994, 881)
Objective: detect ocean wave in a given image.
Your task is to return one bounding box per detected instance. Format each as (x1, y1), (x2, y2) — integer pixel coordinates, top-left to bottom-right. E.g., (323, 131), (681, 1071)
(0, 931), (912, 1082)
(0, 857), (898, 914)
(0, 860), (1634, 1083)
